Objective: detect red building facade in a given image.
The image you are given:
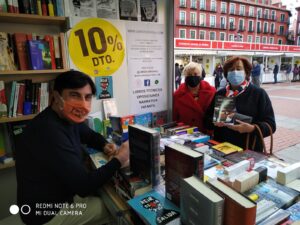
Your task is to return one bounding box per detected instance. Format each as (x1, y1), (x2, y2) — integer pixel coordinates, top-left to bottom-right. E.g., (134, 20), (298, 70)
(296, 7), (300, 45)
(174, 0), (292, 45)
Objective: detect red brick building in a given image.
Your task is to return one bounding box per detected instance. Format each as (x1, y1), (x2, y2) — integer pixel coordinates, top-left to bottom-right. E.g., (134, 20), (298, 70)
(296, 7), (300, 45)
(174, 0), (292, 45)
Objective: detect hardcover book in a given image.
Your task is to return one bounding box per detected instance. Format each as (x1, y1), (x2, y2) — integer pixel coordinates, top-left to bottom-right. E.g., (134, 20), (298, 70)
(181, 176), (224, 225)
(213, 96), (235, 123)
(224, 150), (268, 163)
(213, 142), (243, 157)
(244, 178), (299, 209)
(129, 124), (161, 187)
(207, 179), (257, 225)
(134, 112), (152, 128)
(286, 201), (300, 222)
(127, 190), (180, 225)
(152, 110), (167, 127)
(165, 143), (204, 206)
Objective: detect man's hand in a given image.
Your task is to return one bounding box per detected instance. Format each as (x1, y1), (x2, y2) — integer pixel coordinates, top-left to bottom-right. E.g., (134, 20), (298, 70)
(114, 141), (129, 168)
(226, 119), (255, 133)
(103, 143), (117, 156)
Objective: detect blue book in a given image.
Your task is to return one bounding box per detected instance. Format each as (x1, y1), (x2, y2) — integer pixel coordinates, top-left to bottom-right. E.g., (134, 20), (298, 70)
(127, 190), (180, 225)
(286, 202), (300, 222)
(134, 112), (152, 127)
(27, 40), (44, 70)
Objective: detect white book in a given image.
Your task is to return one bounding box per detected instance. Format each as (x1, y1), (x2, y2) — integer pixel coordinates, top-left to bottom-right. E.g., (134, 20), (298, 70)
(277, 162), (300, 185)
(102, 98), (118, 120)
(12, 83), (20, 117)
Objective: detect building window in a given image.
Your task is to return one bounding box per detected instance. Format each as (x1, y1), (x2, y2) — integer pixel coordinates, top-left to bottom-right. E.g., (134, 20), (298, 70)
(249, 6), (254, 17)
(271, 10), (276, 20)
(257, 8), (262, 18)
(200, 0), (205, 10)
(190, 12), (196, 26)
(229, 3), (235, 14)
(220, 32), (226, 41)
(210, 32), (216, 40)
(179, 11), (186, 24)
(199, 30), (206, 39)
(211, 0), (216, 12)
(264, 9), (269, 19)
(210, 15), (216, 28)
(280, 14), (285, 22)
(297, 36), (300, 46)
(190, 0), (197, 9)
(229, 34), (234, 41)
(200, 13), (206, 26)
(229, 17), (235, 29)
(257, 21), (261, 33)
(269, 37), (274, 44)
(262, 36), (267, 43)
(220, 17), (226, 29)
(190, 30), (196, 39)
(248, 20), (253, 32)
(221, 2), (226, 13)
(270, 23), (275, 33)
(239, 19), (244, 31)
(180, 0), (186, 7)
(263, 22), (268, 33)
(179, 29), (186, 38)
(255, 36), (260, 43)
(240, 5), (245, 16)
(278, 39), (282, 45)
(247, 35), (253, 43)
(279, 26), (284, 35)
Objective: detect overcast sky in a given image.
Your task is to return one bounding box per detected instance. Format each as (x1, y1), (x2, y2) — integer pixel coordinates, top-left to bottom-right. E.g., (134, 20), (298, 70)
(282, 0), (300, 21)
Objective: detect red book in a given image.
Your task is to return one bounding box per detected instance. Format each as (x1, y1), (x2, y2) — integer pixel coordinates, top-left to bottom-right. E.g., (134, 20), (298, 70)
(14, 33), (29, 70)
(16, 83), (25, 115)
(44, 35), (56, 69)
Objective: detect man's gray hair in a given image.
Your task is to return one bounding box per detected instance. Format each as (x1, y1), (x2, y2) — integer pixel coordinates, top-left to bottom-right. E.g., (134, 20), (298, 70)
(182, 62), (202, 77)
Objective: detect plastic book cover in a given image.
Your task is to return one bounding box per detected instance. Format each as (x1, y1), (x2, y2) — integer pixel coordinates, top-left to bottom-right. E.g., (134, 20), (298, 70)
(95, 76), (113, 100)
(213, 142), (243, 156)
(213, 95), (235, 123)
(286, 202), (300, 222)
(225, 150), (268, 163)
(244, 178), (299, 209)
(152, 110), (167, 127)
(127, 190), (180, 225)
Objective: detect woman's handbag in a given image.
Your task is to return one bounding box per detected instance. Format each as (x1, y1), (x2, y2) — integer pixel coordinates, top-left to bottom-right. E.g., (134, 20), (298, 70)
(245, 122), (273, 155)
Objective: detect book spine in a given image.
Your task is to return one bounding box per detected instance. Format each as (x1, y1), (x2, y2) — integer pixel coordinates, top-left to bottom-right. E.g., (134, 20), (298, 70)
(47, 0), (54, 16)
(55, 0), (63, 16)
(151, 133), (161, 187)
(44, 35), (56, 69)
(0, 81), (7, 117)
(12, 83), (20, 117)
(0, 0), (8, 12)
(36, 0), (42, 15)
(14, 33), (29, 70)
(8, 81), (16, 118)
(53, 35), (62, 69)
(16, 83), (25, 116)
(41, 0), (47, 15)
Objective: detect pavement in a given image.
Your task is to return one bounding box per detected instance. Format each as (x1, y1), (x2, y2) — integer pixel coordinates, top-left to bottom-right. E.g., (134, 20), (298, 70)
(261, 81), (300, 164)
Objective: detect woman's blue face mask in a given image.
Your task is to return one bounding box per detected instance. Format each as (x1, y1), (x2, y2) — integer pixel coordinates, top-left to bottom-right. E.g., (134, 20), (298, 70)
(227, 70), (245, 86)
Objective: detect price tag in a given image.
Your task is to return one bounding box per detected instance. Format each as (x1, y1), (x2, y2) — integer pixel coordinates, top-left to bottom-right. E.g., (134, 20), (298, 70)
(69, 18), (125, 76)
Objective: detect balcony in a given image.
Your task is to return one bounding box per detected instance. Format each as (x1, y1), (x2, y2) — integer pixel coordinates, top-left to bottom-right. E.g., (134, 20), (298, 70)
(248, 28), (254, 32)
(229, 25), (236, 30)
(263, 14), (269, 19)
(263, 30), (269, 34)
(278, 31), (285, 36)
(270, 30), (276, 34)
(199, 6), (206, 10)
(190, 5), (197, 9)
(210, 24), (216, 28)
(221, 9), (226, 14)
(220, 24), (226, 29)
(229, 11), (235, 15)
(209, 8), (217, 12)
(238, 26), (245, 32)
(270, 16), (277, 21)
(179, 3), (187, 8)
(257, 29), (261, 33)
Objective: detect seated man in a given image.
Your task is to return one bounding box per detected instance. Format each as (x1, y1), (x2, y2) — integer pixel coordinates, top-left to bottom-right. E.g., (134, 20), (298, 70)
(16, 70), (129, 225)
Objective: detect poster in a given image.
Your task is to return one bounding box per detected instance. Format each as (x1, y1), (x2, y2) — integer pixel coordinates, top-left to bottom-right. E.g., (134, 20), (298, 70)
(95, 76), (113, 99)
(140, 0), (157, 22)
(119, 0), (138, 21)
(70, 0), (97, 17)
(96, 0), (118, 19)
(126, 23), (166, 114)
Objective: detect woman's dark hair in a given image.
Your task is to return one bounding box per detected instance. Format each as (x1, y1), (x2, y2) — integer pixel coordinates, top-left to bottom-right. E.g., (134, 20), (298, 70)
(53, 70), (96, 95)
(223, 56), (252, 81)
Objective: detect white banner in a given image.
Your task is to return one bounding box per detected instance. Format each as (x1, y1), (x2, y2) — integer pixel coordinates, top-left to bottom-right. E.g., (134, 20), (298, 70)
(126, 23), (167, 114)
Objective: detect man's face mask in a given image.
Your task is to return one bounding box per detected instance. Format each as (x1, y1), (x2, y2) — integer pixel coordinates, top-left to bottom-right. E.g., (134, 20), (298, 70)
(57, 95), (91, 123)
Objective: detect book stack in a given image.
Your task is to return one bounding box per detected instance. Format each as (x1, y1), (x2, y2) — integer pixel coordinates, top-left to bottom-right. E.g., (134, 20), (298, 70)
(277, 162), (300, 192)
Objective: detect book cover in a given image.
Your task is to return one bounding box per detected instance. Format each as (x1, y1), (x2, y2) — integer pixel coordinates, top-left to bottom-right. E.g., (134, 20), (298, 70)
(180, 176), (224, 225)
(0, 0), (7, 12)
(14, 33), (30, 70)
(224, 150), (268, 163)
(207, 179), (257, 225)
(16, 82), (25, 116)
(134, 112), (152, 128)
(0, 81), (7, 117)
(129, 124), (161, 187)
(165, 143), (204, 206)
(27, 40), (44, 70)
(102, 98), (118, 120)
(44, 35), (56, 69)
(286, 202), (300, 222)
(53, 35), (62, 69)
(86, 111), (104, 135)
(244, 178), (299, 209)
(152, 110), (167, 127)
(213, 96), (235, 123)
(95, 76), (113, 100)
(213, 142), (243, 156)
(127, 190), (180, 225)
(258, 209), (290, 225)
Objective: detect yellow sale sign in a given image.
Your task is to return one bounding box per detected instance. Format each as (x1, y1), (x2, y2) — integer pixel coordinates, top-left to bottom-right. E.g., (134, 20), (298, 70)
(68, 18), (125, 76)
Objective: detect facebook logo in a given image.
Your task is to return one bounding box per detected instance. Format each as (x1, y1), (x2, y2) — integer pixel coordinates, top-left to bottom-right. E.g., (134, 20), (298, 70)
(144, 79), (151, 86)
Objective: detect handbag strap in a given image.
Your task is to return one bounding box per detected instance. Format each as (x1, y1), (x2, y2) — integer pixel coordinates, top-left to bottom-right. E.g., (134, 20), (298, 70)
(245, 122), (273, 155)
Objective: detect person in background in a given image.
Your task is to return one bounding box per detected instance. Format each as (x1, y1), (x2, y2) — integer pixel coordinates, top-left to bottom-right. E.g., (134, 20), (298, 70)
(201, 65), (206, 80)
(251, 61), (261, 87)
(292, 64), (299, 81)
(259, 62), (264, 84)
(212, 56), (276, 152)
(173, 62), (216, 134)
(16, 71), (129, 225)
(213, 63), (223, 89)
(174, 63), (181, 89)
(273, 63), (279, 84)
(286, 63), (292, 82)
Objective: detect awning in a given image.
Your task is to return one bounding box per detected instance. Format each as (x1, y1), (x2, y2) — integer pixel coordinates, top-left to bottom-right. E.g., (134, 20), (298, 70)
(254, 52), (283, 56)
(216, 51), (254, 56)
(174, 49), (217, 55)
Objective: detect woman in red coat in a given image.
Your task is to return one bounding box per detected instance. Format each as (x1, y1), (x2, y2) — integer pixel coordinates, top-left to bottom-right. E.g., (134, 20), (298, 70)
(173, 62), (216, 134)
